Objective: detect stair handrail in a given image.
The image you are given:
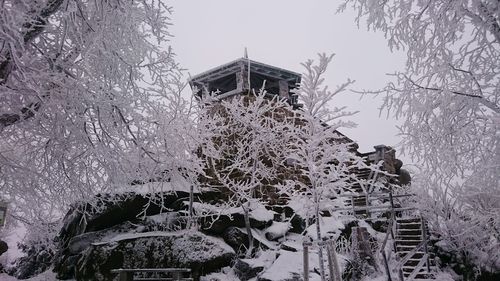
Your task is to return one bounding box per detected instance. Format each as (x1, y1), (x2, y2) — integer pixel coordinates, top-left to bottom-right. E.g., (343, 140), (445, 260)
(379, 188), (399, 281)
(396, 240), (425, 269)
(396, 240), (425, 281)
(380, 211), (395, 281)
(405, 253), (429, 281)
(420, 214), (431, 273)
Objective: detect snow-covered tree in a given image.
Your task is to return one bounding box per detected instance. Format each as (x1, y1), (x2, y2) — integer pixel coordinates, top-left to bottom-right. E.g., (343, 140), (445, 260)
(281, 53), (363, 279)
(0, 1), (198, 227)
(340, 0), (500, 270)
(199, 90), (295, 256)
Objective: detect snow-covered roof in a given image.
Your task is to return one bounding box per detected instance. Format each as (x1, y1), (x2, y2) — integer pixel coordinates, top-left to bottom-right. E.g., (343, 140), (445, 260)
(189, 58), (301, 88)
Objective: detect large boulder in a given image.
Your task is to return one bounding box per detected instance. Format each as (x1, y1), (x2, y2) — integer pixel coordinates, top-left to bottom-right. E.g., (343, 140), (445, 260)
(54, 221), (140, 279)
(234, 259), (265, 281)
(60, 191), (192, 241)
(75, 231), (235, 281)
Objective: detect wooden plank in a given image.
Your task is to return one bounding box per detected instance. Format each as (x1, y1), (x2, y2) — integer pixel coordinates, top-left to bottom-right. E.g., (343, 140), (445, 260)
(303, 244), (309, 281)
(328, 240), (342, 281)
(326, 243), (335, 281)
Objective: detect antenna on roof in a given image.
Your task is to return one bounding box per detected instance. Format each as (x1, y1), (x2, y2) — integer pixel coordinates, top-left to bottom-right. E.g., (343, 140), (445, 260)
(244, 47), (251, 91)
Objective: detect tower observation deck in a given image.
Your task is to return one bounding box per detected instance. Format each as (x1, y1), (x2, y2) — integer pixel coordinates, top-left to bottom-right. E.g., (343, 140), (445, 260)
(189, 58), (302, 107)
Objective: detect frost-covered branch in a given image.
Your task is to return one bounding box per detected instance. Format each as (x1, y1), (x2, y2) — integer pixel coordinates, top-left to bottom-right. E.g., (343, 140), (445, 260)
(341, 0), (500, 270)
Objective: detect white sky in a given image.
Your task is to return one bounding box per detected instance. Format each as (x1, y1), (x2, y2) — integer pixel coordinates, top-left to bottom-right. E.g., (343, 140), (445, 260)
(169, 0), (406, 154)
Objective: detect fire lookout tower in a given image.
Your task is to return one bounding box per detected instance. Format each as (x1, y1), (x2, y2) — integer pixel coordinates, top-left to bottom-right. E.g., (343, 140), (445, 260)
(189, 58), (302, 108)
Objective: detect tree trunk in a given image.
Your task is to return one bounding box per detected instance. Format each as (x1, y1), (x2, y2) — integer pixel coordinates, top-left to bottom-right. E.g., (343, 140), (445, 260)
(314, 188), (326, 281)
(242, 203), (254, 258)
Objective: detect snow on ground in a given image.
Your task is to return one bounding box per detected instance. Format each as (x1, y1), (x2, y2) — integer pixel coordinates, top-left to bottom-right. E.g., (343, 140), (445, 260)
(259, 249), (327, 281)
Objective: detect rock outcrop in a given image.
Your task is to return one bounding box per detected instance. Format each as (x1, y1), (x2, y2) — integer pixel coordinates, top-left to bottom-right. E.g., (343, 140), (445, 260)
(75, 231), (235, 281)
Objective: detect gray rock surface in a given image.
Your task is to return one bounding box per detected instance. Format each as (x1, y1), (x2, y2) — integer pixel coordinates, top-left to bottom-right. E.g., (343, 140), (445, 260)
(75, 231), (235, 281)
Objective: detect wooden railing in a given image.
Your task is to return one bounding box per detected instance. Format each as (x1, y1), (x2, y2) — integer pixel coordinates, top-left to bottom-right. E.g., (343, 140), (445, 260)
(334, 192), (415, 218)
(380, 211), (396, 281)
(303, 238), (342, 281)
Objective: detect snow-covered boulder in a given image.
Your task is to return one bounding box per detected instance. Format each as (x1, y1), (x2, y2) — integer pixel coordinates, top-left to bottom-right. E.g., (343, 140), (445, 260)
(75, 231), (235, 281)
(59, 191), (191, 241)
(54, 221), (142, 279)
(265, 222), (290, 241)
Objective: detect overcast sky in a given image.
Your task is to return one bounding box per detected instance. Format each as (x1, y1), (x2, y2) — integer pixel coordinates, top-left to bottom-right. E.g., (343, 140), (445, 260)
(169, 0), (406, 154)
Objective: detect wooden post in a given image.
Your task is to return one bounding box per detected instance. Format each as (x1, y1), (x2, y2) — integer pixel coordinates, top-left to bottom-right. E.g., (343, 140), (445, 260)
(278, 80), (289, 99)
(381, 251), (392, 281)
(325, 240), (335, 281)
(303, 242), (310, 281)
(236, 62), (249, 92)
(421, 217), (431, 273)
(328, 240), (342, 281)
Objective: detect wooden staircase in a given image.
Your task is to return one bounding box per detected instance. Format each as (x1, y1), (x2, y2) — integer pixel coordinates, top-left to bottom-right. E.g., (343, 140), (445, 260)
(350, 167), (373, 217)
(394, 217), (436, 281)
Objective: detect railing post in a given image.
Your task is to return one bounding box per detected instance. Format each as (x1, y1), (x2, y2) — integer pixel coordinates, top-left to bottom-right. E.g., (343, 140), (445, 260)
(326, 240), (335, 281)
(303, 242), (309, 281)
(398, 268), (404, 281)
(328, 240), (342, 281)
(421, 216), (431, 273)
(366, 193), (370, 218)
(351, 195), (355, 216)
(381, 251), (392, 281)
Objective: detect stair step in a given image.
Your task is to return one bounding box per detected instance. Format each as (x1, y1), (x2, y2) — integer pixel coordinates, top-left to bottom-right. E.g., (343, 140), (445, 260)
(397, 234), (422, 239)
(395, 240), (422, 246)
(402, 265), (435, 271)
(397, 218), (422, 223)
(397, 251), (426, 259)
(397, 224), (422, 230)
(404, 258), (436, 267)
(398, 229), (422, 236)
(403, 272), (435, 279)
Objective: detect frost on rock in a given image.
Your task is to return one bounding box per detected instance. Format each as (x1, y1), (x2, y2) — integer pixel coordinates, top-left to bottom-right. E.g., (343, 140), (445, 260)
(75, 230), (235, 281)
